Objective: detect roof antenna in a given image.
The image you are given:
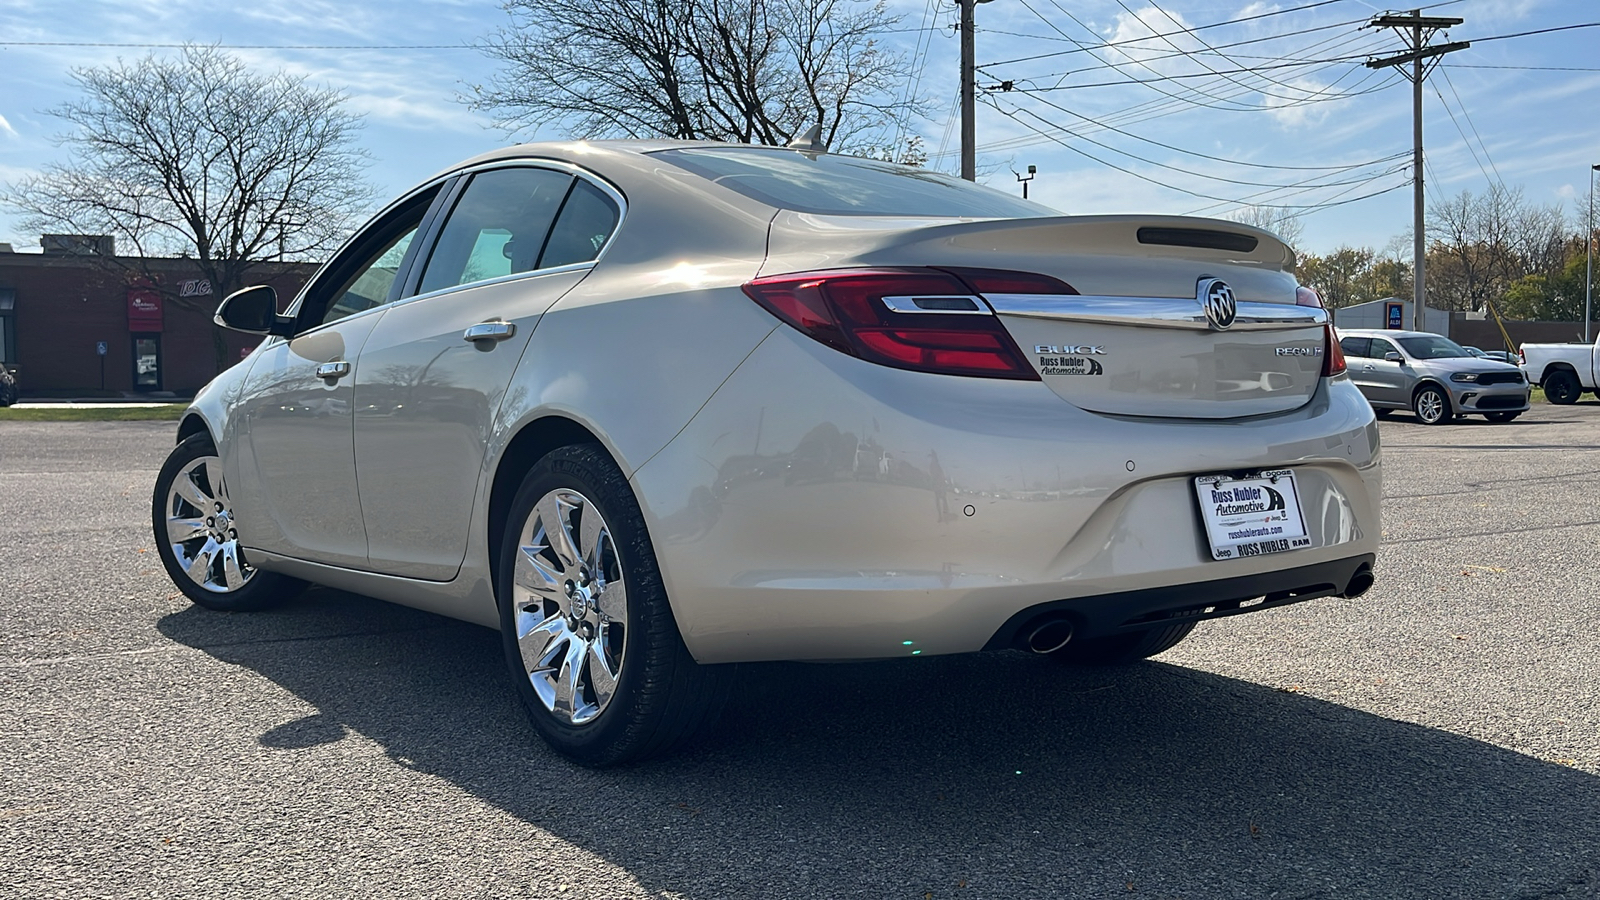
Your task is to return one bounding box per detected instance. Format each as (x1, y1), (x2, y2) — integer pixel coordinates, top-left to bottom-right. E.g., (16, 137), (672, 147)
(786, 123), (827, 155)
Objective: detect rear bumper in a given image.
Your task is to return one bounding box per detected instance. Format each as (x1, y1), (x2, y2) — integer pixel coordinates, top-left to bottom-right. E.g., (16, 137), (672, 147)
(984, 553), (1376, 651)
(632, 327), (1382, 664)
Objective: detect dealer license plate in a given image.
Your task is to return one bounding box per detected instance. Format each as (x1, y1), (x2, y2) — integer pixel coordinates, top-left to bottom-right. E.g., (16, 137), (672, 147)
(1193, 469), (1312, 561)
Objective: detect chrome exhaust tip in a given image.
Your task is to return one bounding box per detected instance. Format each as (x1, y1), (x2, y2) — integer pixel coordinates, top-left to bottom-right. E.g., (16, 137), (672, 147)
(1025, 619), (1075, 654)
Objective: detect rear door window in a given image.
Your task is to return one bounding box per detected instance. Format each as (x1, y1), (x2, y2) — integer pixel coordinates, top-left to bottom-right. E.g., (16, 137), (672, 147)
(418, 167), (575, 295)
(1338, 336), (1370, 359)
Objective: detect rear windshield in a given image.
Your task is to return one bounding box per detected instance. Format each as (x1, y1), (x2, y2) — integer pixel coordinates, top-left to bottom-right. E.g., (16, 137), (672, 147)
(1397, 335), (1471, 359)
(651, 147), (1054, 218)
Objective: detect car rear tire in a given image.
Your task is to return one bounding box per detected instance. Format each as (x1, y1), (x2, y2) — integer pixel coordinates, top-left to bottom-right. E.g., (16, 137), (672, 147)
(1485, 411), (1521, 423)
(496, 443), (732, 767)
(1412, 385), (1450, 425)
(1049, 622), (1196, 665)
(152, 433), (305, 611)
(1545, 370), (1582, 405)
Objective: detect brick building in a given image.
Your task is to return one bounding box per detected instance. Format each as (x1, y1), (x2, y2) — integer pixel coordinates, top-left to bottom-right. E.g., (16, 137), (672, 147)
(0, 237), (317, 396)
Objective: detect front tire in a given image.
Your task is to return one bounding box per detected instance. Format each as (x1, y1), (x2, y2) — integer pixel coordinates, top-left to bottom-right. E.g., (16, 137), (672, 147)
(1545, 370), (1582, 405)
(152, 434), (304, 611)
(1412, 385), (1451, 425)
(1050, 622), (1196, 665)
(497, 444), (731, 767)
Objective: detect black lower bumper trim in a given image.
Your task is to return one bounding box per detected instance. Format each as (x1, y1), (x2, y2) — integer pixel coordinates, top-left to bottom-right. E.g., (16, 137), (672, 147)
(983, 553), (1377, 652)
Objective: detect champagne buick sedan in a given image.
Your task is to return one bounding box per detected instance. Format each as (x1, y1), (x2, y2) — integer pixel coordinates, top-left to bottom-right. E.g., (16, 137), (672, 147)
(153, 139), (1380, 765)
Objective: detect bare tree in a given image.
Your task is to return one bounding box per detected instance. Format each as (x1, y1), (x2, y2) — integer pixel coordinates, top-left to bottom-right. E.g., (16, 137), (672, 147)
(3, 46), (372, 369)
(1225, 205), (1305, 257)
(1427, 185), (1567, 312)
(470, 0), (925, 154)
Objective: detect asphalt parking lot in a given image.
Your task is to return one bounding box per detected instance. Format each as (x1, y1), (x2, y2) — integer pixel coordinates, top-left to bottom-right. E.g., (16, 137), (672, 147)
(3, 406), (1598, 899)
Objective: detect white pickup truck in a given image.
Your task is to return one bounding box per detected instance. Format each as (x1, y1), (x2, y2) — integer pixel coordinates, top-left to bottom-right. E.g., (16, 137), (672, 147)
(1521, 335), (1600, 404)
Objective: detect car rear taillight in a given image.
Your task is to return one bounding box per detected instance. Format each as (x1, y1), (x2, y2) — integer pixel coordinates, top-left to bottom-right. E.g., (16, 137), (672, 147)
(1323, 323), (1346, 377)
(742, 268), (1043, 380)
(1296, 285), (1323, 308)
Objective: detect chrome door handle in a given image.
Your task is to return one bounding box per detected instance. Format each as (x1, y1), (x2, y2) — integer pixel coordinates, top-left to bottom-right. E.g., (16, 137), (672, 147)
(1362, 364), (1376, 371)
(463, 321), (515, 344)
(316, 360), (351, 380)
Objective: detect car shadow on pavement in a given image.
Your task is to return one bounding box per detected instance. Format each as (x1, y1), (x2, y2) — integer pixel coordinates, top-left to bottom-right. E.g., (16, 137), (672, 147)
(159, 588), (1600, 899)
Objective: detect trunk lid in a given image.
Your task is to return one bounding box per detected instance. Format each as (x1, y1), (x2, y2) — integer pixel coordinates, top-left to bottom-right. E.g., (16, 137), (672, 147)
(763, 213), (1326, 418)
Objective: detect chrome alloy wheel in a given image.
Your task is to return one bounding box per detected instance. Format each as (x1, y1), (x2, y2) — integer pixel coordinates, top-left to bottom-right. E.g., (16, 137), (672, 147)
(512, 488), (628, 726)
(163, 455), (254, 593)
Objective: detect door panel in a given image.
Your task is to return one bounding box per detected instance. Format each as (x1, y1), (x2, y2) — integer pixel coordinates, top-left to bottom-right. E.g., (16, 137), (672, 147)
(352, 165), (616, 581)
(1365, 339), (1409, 405)
(353, 272), (588, 579)
(231, 313), (385, 568)
(227, 185), (443, 569)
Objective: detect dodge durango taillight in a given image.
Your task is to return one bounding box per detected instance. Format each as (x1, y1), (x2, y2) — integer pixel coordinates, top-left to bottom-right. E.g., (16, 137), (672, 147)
(742, 267), (1052, 380)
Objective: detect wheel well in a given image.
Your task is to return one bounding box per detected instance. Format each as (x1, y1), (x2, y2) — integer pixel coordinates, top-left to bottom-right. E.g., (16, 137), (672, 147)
(486, 416), (609, 592)
(1540, 362), (1578, 385)
(176, 414), (212, 446)
(1411, 380), (1448, 401)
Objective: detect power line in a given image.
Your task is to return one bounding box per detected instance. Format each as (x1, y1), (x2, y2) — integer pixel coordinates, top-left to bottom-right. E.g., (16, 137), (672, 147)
(1449, 64), (1600, 71)
(1473, 22), (1600, 43)
(1005, 86), (1409, 172)
(1431, 80), (1497, 191)
(1438, 65), (1504, 189)
(981, 0), (1354, 68)
(1009, 52), (1384, 91)
(986, 97), (1412, 210)
(0, 41), (478, 50)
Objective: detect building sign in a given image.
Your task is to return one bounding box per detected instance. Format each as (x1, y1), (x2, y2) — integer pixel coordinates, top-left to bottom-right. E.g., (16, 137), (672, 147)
(179, 279), (213, 297)
(1384, 300), (1404, 330)
(127, 286), (164, 332)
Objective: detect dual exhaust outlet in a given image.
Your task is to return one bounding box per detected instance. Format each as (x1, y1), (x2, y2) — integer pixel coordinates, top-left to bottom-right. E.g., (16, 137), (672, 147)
(1020, 564), (1376, 655)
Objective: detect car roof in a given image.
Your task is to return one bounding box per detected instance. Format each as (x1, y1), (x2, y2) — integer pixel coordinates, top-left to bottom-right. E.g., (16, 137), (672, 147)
(422, 139), (810, 184)
(1336, 329), (1444, 339)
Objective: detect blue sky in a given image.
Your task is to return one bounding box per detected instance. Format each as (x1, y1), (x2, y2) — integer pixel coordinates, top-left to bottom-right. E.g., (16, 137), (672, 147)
(0, 0), (1596, 256)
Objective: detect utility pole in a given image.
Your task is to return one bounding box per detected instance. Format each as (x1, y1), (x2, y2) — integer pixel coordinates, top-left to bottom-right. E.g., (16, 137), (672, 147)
(958, 0), (994, 181)
(1587, 164), (1597, 342)
(1365, 10), (1468, 332)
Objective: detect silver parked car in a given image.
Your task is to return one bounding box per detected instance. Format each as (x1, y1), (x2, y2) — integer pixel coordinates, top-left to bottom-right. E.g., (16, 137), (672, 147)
(153, 141), (1381, 765)
(1337, 329), (1529, 424)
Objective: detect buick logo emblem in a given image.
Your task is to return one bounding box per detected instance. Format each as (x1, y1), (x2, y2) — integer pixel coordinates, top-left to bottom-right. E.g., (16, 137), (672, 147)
(1199, 277), (1236, 331)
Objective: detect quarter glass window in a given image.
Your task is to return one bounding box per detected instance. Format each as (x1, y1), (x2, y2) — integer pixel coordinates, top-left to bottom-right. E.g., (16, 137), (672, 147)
(419, 167), (574, 295)
(539, 180), (620, 269)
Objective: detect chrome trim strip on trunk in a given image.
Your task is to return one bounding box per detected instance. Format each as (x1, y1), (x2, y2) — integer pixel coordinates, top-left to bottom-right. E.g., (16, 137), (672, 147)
(984, 293), (1328, 330)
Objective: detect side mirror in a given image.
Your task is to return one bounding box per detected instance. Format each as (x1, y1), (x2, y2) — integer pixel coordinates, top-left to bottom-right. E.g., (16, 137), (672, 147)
(215, 285), (294, 336)
(1384, 351), (1403, 363)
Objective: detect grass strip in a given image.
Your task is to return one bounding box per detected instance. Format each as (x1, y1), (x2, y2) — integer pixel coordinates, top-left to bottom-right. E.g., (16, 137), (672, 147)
(0, 405), (186, 422)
